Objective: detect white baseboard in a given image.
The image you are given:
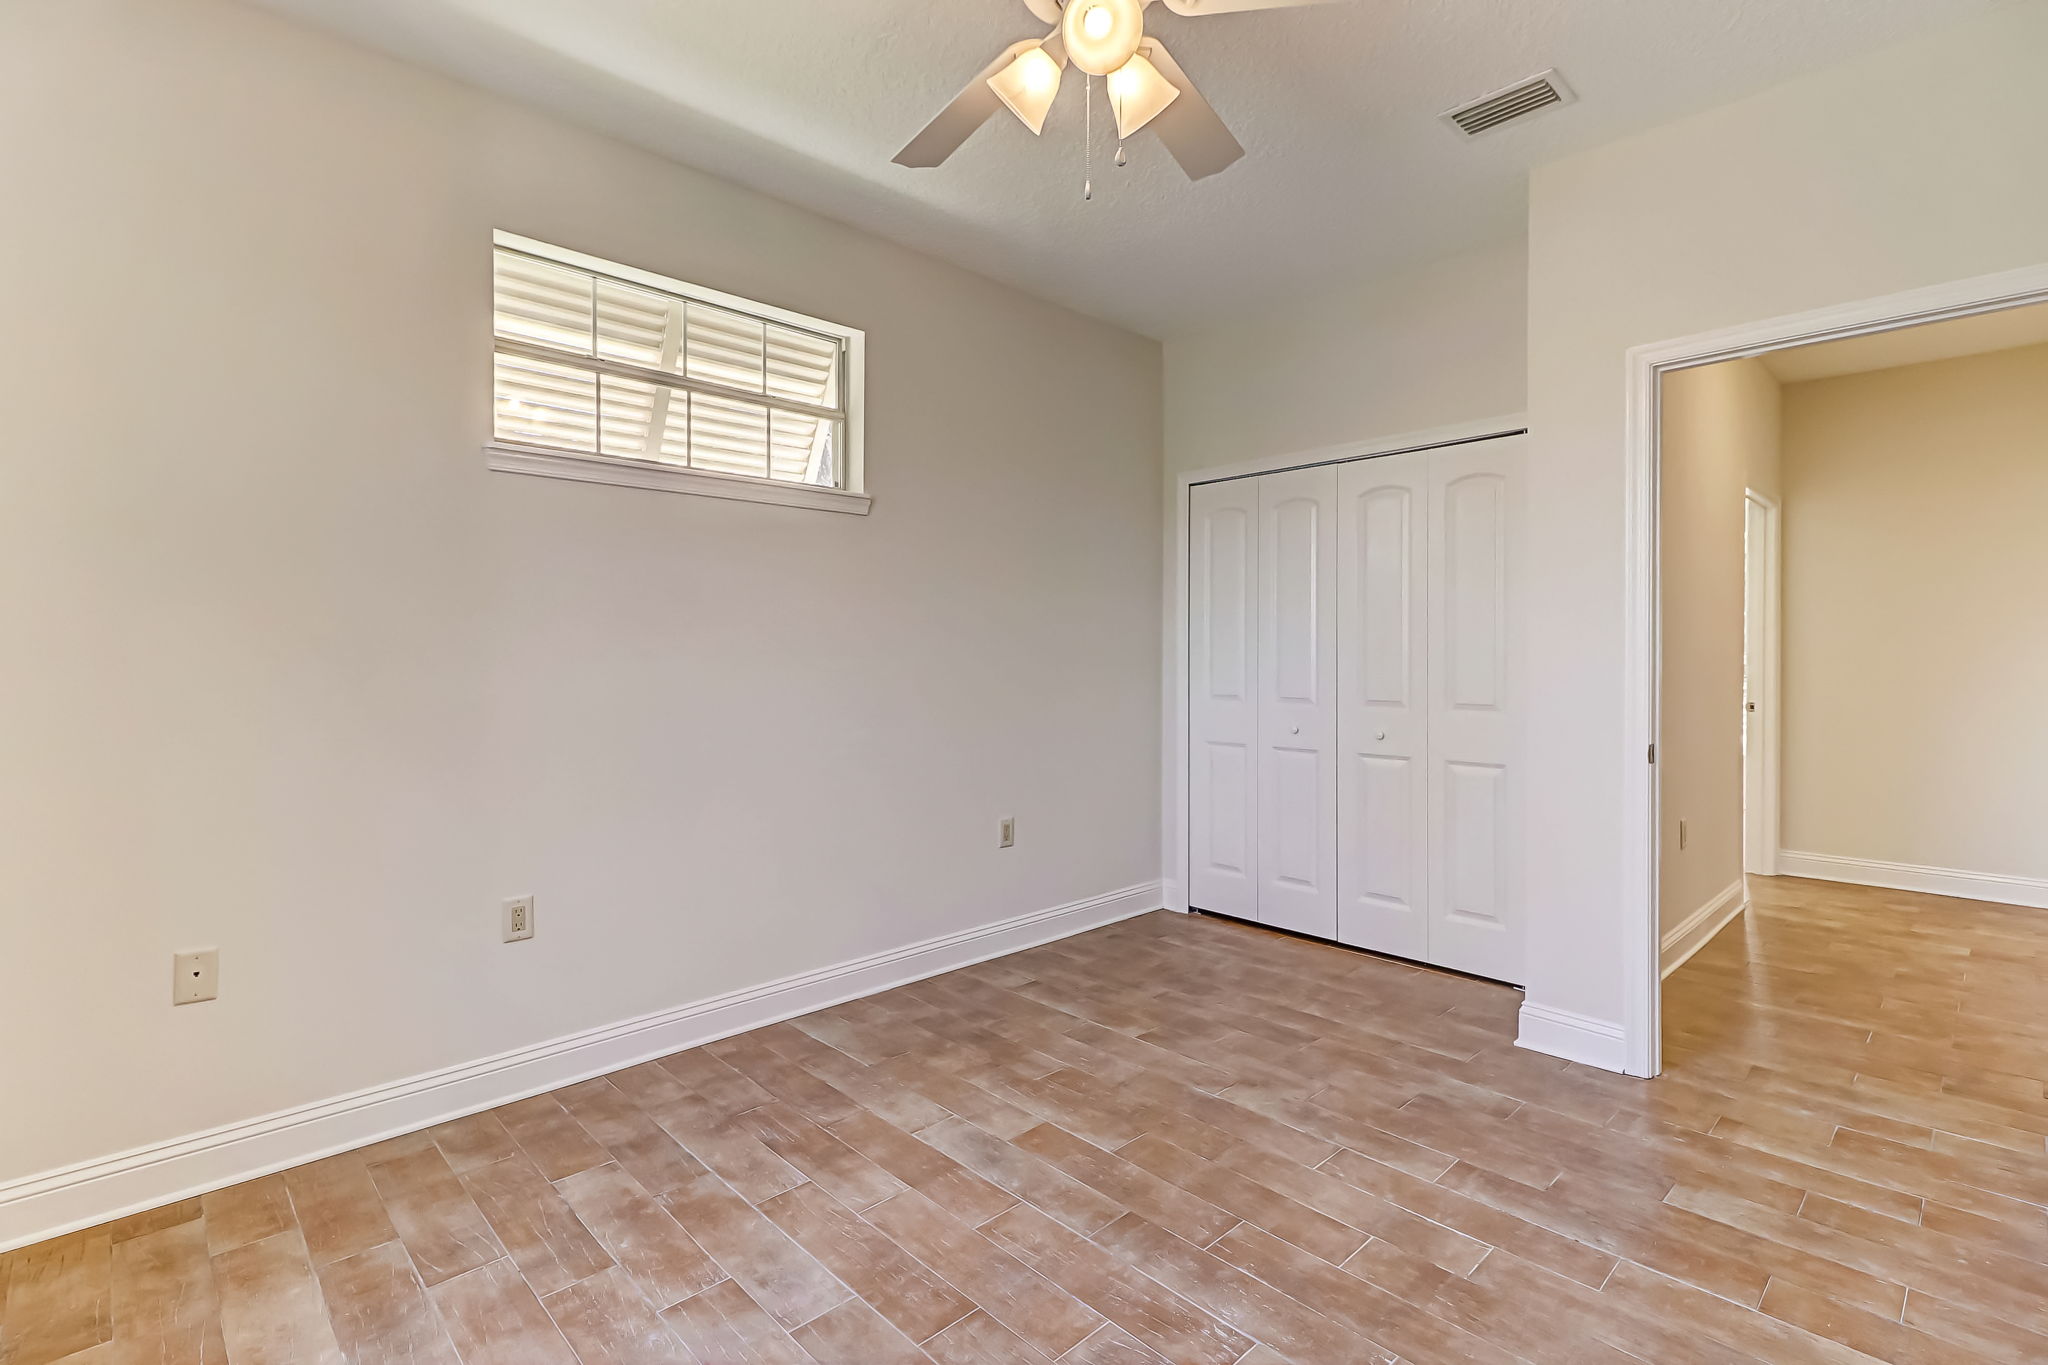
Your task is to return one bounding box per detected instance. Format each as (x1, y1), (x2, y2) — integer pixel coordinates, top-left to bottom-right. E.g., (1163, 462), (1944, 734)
(1516, 1002), (1630, 1075)
(1777, 851), (2048, 910)
(0, 881), (1163, 1253)
(1661, 880), (1747, 978)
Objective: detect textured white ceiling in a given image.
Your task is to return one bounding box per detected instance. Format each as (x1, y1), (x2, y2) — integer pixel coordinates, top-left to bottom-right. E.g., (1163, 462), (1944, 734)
(249, 0), (2003, 336)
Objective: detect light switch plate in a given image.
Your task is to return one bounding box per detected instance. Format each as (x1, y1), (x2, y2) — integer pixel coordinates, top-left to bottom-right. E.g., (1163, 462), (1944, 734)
(173, 949), (219, 1006)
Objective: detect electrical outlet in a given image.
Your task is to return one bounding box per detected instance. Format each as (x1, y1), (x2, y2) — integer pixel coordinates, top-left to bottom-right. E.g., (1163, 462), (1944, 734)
(999, 817), (1015, 849)
(503, 895), (536, 943)
(172, 949), (219, 1006)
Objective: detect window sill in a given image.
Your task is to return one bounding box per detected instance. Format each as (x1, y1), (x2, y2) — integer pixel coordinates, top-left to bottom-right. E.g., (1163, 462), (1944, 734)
(485, 443), (872, 515)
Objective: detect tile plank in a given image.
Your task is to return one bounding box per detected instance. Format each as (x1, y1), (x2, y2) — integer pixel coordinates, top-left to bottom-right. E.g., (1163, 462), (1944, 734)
(210, 1231), (344, 1365)
(556, 1163), (725, 1311)
(789, 1298), (932, 1365)
(494, 1095), (610, 1183)
(427, 1256), (577, 1365)
(659, 1279), (814, 1365)
(198, 1178), (293, 1257)
(281, 1153), (396, 1266)
(458, 1155), (613, 1297)
(659, 1169), (848, 1329)
(757, 1182), (973, 1343)
(860, 1189), (1103, 1359)
(977, 1202), (1251, 1365)
(364, 1146), (505, 1287)
(313, 1239), (460, 1365)
(1, 1231), (113, 1365)
(543, 1264), (695, 1365)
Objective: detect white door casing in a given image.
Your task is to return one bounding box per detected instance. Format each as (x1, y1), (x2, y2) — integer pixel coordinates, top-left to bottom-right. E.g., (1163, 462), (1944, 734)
(1256, 466), (1339, 938)
(1742, 489), (1781, 877)
(1335, 454), (1430, 959)
(1188, 479), (1260, 918)
(1426, 439), (1522, 982)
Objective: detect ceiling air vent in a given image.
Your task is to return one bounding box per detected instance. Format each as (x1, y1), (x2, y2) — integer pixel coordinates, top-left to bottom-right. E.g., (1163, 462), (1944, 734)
(1442, 70), (1575, 138)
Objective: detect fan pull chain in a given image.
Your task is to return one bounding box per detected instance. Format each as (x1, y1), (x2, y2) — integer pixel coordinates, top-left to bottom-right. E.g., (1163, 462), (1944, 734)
(1113, 78), (1128, 167)
(1084, 75), (1094, 201)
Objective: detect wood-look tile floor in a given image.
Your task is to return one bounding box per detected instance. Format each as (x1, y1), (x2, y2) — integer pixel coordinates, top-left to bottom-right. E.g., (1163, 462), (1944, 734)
(9, 877), (2048, 1364)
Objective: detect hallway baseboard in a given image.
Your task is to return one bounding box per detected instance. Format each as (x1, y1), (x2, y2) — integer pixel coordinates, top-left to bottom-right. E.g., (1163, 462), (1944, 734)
(0, 881), (1163, 1253)
(1777, 851), (2048, 910)
(1661, 879), (1747, 978)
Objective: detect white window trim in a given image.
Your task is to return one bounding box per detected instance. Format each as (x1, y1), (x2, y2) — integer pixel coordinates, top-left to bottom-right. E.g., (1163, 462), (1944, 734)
(484, 441), (871, 514)
(487, 230), (868, 514)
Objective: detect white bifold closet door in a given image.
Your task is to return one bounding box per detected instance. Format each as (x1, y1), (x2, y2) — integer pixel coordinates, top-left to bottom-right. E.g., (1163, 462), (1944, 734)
(1335, 455), (1430, 961)
(1334, 440), (1520, 981)
(1419, 440), (1520, 982)
(1188, 478), (1260, 919)
(1255, 467), (1338, 939)
(1189, 436), (1521, 984)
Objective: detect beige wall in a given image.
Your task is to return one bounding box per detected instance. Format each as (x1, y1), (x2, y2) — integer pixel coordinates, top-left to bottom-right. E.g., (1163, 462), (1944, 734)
(1657, 359), (1780, 934)
(0, 0), (1161, 1214)
(1163, 238), (1527, 477)
(1523, 2), (2048, 1040)
(1781, 342), (2048, 879)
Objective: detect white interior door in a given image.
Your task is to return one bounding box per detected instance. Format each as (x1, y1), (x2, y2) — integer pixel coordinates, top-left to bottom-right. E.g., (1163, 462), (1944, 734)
(1257, 466), (1338, 938)
(1335, 454), (1430, 959)
(1188, 479), (1260, 918)
(1425, 439), (1522, 983)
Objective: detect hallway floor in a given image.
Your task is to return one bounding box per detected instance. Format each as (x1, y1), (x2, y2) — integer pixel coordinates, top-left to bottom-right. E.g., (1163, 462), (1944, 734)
(5, 878), (2046, 1363)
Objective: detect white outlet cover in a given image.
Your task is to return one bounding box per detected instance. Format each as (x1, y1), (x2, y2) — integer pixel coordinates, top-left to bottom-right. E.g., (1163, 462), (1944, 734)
(503, 895), (536, 943)
(173, 948), (219, 1005)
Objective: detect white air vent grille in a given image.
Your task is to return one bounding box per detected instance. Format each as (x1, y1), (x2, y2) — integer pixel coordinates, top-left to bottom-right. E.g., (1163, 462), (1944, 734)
(1443, 70), (1575, 137)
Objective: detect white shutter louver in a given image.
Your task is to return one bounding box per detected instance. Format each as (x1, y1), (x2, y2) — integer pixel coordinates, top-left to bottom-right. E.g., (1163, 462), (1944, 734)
(492, 247), (848, 489)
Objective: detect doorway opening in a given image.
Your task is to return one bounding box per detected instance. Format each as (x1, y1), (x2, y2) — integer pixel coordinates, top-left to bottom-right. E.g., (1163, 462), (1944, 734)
(1625, 263), (2048, 1077)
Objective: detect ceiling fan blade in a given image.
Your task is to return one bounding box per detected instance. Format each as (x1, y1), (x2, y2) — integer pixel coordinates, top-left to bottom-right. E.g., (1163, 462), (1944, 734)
(893, 40), (1046, 168)
(1138, 39), (1244, 180)
(1157, 0), (1334, 13)
(1022, 0), (1063, 21)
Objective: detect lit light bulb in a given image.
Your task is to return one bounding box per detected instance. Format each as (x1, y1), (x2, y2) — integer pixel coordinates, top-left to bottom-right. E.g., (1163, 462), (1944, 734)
(1061, 0), (1142, 76)
(1023, 49), (1058, 96)
(1107, 50), (1179, 139)
(987, 46), (1064, 135)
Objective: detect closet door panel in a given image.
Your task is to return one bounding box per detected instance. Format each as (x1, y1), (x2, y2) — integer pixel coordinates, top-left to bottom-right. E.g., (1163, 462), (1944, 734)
(1336, 455), (1429, 959)
(1188, 480), (1260, 919)
(1426, 438), (1523, 984)
(1256, 466), (1338, 938)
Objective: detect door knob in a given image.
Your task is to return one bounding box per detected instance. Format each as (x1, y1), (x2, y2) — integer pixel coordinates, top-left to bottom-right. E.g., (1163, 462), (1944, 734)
(1375, 731), (1387, 741)
(1289, 725), (1300, 735)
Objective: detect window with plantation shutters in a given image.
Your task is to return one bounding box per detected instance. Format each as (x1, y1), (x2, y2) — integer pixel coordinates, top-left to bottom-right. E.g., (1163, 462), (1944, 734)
(486, 233), (868, 514)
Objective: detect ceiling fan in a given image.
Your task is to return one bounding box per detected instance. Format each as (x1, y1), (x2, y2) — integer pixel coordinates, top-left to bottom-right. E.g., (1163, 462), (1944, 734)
(894, 0), (1333, 183)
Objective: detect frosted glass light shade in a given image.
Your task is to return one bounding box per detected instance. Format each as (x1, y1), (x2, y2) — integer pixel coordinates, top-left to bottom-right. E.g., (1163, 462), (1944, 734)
(988, 47), (1063, 135)
(1061, 0), (1144, 76)
(1108, 52), (1180, 139)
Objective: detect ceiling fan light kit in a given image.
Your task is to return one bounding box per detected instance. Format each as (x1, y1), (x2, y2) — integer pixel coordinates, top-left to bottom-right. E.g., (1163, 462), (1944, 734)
(896, 0), (1337, 184)
(988, 45), (1065, 133)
